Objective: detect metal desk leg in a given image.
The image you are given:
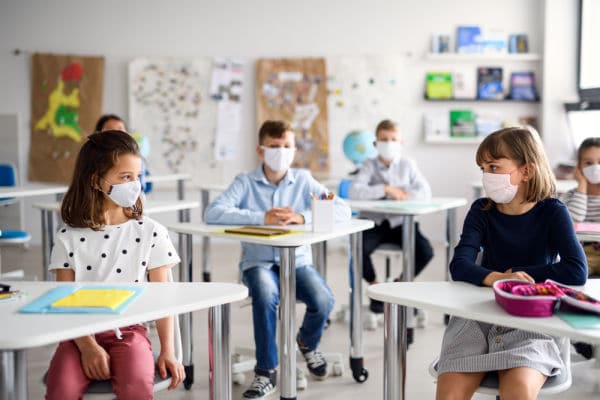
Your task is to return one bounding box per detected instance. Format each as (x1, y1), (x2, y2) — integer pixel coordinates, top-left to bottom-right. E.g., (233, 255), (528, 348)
(179, 233), (195, 390)
(445, 208), (457, 281)
(209, 304), (231, 400)
(384, 303), (406, 400)
(177, 179), (186, 222)
(41, 209), (54, 281)
(401, 216), (416, 328)
(0, 349), (27, 400)
(313, 241), (327, 279)
(201, 189), (211, 282)
(279, 247), (296, 400)
(350, 232), (368, 382)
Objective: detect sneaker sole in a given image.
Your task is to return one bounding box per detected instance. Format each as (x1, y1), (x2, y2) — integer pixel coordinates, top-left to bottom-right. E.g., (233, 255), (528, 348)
(242, 385), (276, 400)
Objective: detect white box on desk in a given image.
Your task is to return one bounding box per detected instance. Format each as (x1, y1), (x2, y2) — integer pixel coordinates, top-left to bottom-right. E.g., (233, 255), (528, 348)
(311, 200), (334, 232)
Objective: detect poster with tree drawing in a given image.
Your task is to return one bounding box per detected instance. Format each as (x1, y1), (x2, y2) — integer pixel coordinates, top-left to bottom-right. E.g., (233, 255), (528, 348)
(29, 53), (104, 183)
(129, 58), (221, 187)
(256, 58), (329, 174)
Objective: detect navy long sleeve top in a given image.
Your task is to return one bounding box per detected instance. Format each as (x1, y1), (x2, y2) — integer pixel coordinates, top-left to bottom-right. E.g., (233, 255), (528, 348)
(450, 198), (588, 286)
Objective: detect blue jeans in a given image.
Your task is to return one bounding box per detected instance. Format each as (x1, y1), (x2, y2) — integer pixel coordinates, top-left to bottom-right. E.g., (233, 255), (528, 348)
(242, 264), (335, 371)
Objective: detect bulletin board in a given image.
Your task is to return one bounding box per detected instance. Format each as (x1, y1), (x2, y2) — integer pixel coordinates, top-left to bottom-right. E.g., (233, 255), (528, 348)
(256, 58), (329, 173)
(29, 53), (104, 183)
(129, 58), (222, 186)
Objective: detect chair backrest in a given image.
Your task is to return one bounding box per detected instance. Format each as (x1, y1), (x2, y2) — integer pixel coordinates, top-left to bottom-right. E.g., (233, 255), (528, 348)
(337, 179), (353, 200)
(0, 164), (16, 187)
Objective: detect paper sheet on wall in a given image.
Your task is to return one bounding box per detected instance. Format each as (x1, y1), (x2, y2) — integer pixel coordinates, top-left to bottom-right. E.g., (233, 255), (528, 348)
(128, 58), (222, 187)
(29, 53), (104, 183)
(256, 58), (329, 174)
(326, 54), (409, 174)
(210, 59), (244, 160)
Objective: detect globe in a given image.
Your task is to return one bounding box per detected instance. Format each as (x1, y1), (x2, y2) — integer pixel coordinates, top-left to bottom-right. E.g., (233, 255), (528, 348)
(342, 130), (377, 166)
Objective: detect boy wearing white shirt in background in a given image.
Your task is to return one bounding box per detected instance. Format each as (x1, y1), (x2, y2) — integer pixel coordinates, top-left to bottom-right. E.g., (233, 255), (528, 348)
(349, 120), (433, 342)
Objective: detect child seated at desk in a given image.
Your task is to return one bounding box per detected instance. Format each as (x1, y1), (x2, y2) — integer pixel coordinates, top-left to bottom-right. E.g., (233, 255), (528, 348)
(349, 119), (433, 322)
(45, 130), (184, 399)
(437, 126), (586, 400)
(205, 120), (351, 399)
(95, 113), (150, 193)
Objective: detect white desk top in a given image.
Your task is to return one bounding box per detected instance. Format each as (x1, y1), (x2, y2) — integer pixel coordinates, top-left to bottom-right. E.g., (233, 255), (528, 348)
(368, 281), (600, 344)
(0, 281), (247, 350)
(197, 183), (229, 192)
(145, 173), (191, 184)
(168, 219), (375, 247)
(348, 197), (468, 216)
(32, 200), (201, 214)
(470, 179), (578, 194)
(0, 184), (68, 198)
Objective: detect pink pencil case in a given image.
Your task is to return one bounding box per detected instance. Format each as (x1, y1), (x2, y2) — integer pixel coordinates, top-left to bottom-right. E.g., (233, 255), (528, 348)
(493, 279), (600, 318)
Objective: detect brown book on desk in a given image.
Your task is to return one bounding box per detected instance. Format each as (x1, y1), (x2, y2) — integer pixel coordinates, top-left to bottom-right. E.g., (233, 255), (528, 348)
(224, 226), (290, 237)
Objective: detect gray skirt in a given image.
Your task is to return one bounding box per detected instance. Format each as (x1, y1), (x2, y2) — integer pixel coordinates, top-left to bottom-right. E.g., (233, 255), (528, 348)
(436, 316), (564, 377)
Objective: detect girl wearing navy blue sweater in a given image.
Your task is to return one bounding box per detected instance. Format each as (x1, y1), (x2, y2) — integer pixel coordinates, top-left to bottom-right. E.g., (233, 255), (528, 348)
(436, 127), (587, 400)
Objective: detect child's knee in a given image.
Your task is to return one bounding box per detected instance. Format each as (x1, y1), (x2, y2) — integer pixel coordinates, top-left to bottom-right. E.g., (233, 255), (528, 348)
(113, 379), (154, 400)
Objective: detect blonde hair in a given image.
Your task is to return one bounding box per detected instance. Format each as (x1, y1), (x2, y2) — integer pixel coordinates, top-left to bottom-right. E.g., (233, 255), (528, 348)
(476, 126), (556, 205)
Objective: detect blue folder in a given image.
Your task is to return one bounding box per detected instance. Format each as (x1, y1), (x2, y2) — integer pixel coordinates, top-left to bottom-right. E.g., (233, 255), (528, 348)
(19, 285), (144, 314)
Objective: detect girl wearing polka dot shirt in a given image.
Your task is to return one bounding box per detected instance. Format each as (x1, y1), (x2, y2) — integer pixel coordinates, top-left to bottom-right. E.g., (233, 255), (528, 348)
(45, 130), (184, 399)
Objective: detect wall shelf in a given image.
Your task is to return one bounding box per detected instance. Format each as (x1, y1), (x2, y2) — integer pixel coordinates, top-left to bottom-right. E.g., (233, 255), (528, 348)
(425, 53), (542, 62)
(424, 97), (540, 103)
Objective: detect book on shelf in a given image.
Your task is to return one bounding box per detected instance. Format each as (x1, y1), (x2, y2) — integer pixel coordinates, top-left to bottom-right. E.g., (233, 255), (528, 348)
(509, 71), (537, 101)
(449, 110), (476, 137)
(479, 28), (507, 54)
(456, 26), (482, 53)
(426, 72), (453, 99)
(509, 34), (529, 53)
(475, 113), (502, 136)
(453, 69), (477, 99)
(424, 113), (450, 140)
(477, 67), (504, 100)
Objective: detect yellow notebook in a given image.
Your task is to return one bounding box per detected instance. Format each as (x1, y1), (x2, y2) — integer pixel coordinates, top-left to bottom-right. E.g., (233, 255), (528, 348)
(51, 288), (135, 310)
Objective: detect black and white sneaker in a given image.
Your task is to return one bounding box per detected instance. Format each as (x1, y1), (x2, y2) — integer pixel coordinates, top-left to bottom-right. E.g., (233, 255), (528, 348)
(296, 334), (328, 380)
(242, 369), (276, 399)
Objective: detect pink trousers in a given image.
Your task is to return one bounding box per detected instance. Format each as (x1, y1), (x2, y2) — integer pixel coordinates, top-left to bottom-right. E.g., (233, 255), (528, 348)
(45, 324), (155, 400)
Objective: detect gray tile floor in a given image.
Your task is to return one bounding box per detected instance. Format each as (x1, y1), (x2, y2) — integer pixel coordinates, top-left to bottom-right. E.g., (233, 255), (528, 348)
(3, 240), (600, 399)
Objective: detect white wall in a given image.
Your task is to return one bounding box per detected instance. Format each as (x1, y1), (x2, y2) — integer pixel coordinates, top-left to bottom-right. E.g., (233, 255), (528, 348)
(1, 0), (577, 246)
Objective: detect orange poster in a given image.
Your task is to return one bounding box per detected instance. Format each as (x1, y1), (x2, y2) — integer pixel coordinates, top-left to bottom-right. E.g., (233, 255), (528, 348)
(256, 58), (329, 174)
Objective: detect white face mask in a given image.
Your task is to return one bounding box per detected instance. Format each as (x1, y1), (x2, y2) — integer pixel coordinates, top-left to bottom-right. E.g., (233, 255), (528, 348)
(101, 179), (141, 208)
(262, 146), (295, 172)
(583, 164), (600, 184)
(482, 172), (518, 204)
(377, 141), (401, 162)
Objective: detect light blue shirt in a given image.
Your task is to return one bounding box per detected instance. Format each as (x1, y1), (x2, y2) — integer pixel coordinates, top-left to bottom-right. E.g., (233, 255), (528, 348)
(205, 166), (352, 271)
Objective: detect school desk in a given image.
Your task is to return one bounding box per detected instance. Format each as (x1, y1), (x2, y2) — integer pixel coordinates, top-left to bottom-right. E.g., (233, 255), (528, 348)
(368, 280), (600, 400)
(347, 197), (468, 282)
(0, 280), (247, 400)
(168, 219), (375, 400)
(33, 200), (201, 281)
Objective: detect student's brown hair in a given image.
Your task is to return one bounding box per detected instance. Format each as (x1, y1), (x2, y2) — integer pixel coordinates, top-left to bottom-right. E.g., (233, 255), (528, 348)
(375, 119), (398, 137)
(577, 137), (600, 164)
(476, 126), (556, 207)
(61, 130), (143, 230)
(258, 120), (293, 144)
(95, 114), (127, 132)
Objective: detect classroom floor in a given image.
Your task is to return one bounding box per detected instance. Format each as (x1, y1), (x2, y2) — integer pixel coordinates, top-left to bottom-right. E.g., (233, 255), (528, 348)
(3, 240), (600, 399)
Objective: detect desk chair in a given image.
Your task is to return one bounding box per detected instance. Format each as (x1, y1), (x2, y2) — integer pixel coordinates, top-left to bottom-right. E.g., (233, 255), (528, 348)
(0, 230), (31, 277)
(428, 333), (572, 398)
(0, 164), (18, 206)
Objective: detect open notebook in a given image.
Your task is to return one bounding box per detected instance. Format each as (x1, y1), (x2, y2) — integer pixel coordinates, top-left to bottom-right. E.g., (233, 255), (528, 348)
(19, 285), (144, 314)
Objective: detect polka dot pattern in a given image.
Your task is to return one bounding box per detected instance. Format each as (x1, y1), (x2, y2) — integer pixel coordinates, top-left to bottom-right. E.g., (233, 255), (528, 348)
(50, 217), (180, 282)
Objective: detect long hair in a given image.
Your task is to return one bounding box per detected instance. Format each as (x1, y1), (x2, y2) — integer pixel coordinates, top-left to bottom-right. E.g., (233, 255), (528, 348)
(61, 130), (143, 230)
(476, 126), (556, 208)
